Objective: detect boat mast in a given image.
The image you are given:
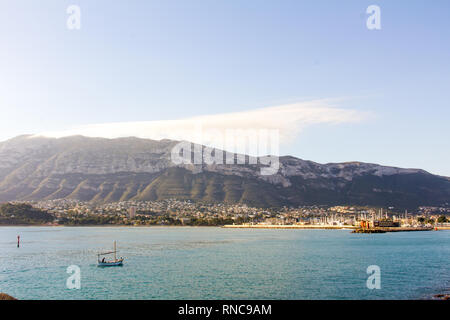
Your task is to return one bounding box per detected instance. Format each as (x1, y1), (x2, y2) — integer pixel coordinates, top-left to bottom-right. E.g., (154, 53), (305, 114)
(114, 241), (117, 261)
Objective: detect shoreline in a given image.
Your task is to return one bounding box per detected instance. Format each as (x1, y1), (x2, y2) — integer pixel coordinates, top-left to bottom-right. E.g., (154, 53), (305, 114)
(223, 224), (356, 230)
(222, 224), (449, 232)
(0, 224), (221, 228)
(1, 224), (449, 231)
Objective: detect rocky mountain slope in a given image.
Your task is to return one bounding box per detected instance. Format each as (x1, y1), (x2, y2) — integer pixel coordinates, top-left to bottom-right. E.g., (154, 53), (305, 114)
(0, 135), (448, 209)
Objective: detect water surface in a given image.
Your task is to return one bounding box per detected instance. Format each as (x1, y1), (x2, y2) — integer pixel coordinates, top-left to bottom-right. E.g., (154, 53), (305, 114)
(0, 227), (448, 299)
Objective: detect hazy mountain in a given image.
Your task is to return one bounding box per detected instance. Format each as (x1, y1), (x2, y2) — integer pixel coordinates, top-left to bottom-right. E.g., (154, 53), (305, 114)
(0, 135), (448, 209)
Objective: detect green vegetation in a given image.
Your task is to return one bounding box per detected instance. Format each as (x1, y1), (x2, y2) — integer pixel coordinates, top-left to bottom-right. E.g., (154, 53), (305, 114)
(58, 214), (121, 226)
(418, 216), (448, 224)
(418, 217), (436, 224)
(0, 203), (54, 225)
(57, 212), (238, 226)
(134, 168), (285, 207)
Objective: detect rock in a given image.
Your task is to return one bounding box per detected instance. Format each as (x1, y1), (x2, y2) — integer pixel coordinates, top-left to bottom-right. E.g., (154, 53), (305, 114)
(433, 294), (450, 300)
(0, 293), (17, 300)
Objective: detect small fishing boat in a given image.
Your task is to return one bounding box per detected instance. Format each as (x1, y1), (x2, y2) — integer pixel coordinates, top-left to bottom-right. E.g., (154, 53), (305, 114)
(98, 241), (124, 267)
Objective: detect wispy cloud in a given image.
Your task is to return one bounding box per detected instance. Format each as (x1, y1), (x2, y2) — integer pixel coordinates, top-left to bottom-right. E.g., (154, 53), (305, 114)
(36, 99), (370, 150)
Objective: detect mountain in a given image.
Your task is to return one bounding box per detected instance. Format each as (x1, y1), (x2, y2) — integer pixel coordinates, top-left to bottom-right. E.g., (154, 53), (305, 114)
(0, 135), (448, 209)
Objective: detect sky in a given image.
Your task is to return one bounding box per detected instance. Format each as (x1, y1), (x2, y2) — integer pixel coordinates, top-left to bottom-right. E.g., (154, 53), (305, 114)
(0, 0), (449, 175)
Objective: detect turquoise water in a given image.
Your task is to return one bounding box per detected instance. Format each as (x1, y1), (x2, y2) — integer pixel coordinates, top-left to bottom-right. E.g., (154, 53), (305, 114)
(0, 226), (448, 300)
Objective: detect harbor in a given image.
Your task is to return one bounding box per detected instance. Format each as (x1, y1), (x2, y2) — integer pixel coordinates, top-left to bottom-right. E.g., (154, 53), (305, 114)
(223, 224), (436, 232)
(223, 208), (449, 233)
(223, 224), (356, 230)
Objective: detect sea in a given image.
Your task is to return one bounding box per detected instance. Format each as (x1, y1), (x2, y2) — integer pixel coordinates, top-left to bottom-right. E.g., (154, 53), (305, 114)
(0, 226), (448, 300)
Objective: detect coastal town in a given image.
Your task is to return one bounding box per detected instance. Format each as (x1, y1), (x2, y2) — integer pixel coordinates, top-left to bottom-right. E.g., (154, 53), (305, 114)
(4, 198), (449, 230)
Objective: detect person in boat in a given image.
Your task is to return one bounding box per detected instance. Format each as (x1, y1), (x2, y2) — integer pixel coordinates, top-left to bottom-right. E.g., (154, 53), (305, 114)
(101, 257), (105, 263)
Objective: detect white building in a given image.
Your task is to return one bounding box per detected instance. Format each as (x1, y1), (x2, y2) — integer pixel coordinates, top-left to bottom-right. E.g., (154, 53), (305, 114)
(129, 206), (136, 218)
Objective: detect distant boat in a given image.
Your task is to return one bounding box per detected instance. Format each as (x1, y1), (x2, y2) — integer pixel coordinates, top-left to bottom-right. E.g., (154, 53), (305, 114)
(97, 241), (124, 267)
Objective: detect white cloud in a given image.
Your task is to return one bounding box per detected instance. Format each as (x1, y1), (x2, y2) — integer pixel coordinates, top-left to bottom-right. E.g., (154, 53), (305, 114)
(36, 99), (370, 154)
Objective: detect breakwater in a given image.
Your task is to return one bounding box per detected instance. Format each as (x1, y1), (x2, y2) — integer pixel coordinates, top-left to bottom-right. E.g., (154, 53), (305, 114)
(222, 224), (356, 230)
(352, 227), (433, 233)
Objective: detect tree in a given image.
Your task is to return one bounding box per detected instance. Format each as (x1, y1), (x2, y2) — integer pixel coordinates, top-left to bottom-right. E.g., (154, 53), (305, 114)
(437, 216), (448, 223)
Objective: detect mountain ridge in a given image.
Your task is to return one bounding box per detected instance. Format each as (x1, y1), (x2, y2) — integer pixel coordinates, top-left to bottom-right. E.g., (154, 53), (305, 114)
(0, 135), (448, 209)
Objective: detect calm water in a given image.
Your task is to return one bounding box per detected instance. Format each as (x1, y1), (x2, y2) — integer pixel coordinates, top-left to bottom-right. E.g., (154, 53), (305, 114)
(0, 226), (448, 300)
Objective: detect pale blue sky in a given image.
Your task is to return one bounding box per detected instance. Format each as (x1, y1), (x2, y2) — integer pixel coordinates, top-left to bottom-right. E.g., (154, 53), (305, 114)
(0, 0), (449, 175)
